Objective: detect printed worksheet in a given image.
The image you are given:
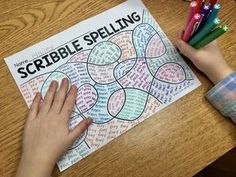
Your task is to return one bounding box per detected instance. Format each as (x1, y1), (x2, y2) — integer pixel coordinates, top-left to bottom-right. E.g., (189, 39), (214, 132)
(5, 0), (201, 171)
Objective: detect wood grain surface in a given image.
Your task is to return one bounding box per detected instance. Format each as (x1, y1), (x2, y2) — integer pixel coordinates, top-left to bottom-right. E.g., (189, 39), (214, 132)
(0, 0), (236, 177)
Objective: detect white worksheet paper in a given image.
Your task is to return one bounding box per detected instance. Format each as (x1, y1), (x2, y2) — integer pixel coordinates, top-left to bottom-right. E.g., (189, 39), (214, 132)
(5, 0), (201, 171)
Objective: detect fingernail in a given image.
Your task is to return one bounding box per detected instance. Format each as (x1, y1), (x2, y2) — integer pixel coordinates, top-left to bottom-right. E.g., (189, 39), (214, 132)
(63, 78), (68, 83)
(52, 80), (58, 87)
(71, 85), (77, 91)
(34, 92), (39, 97)
(86, 118), (93, 125)
(177, 40), (184, 49)
(35, 92), (41, 99)
(176, 40), (181, 46)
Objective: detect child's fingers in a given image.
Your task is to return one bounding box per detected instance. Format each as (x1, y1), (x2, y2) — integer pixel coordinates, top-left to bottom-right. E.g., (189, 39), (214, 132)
(176, 30), (184, 39)
(61, 85), (77, 118)
(51, 78), (69, 113)
(41, 81), (58, 113)
(68, 118), (93, 142)
(176, 39), (198, 61)
(28, 92), (41, 120)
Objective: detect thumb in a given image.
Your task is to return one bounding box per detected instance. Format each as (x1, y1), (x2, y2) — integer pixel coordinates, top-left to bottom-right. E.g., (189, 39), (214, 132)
(176, 40), (198, 61)
(69, 118), (93, 142)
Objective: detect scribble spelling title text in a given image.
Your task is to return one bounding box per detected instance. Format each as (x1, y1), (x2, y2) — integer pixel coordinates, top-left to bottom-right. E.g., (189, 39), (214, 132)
(17, 12), (141, 79)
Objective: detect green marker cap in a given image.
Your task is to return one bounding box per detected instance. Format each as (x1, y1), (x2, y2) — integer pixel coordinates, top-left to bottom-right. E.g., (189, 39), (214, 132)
(222, 25), (229, 31)
(214, 18), (221, 25)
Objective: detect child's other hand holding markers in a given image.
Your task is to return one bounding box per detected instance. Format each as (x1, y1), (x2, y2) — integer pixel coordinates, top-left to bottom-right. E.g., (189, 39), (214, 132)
(176, 39), (233, 84)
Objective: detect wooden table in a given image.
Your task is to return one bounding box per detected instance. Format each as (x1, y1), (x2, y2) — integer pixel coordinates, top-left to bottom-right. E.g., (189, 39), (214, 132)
(0, 0), (235, 176)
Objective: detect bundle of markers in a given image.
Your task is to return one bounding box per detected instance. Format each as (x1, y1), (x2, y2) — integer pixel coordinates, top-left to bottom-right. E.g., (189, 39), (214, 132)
(182, 0), (229, 49)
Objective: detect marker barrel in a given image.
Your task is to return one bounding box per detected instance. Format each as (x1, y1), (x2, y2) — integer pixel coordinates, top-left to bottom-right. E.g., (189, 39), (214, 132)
(182, 13), (201, 42)
(209, 0), (218, 9)
(193, 25), (228, 49)
(201, 4), (211, 17)
(196, 0), (203, 13)
(197, 3), (220, 32)
(207, 3), (221, 23)
(185, 1), (198, 28)
(189, 17), (221, 46)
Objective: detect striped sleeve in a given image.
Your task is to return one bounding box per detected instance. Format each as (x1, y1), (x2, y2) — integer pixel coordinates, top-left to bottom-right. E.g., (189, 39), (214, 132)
(205, 72), (236, 124)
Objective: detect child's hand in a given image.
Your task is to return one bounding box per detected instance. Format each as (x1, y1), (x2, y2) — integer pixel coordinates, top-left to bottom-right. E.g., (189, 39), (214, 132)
(16, 78), (92, 177)
(176, 39), (233, 84)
